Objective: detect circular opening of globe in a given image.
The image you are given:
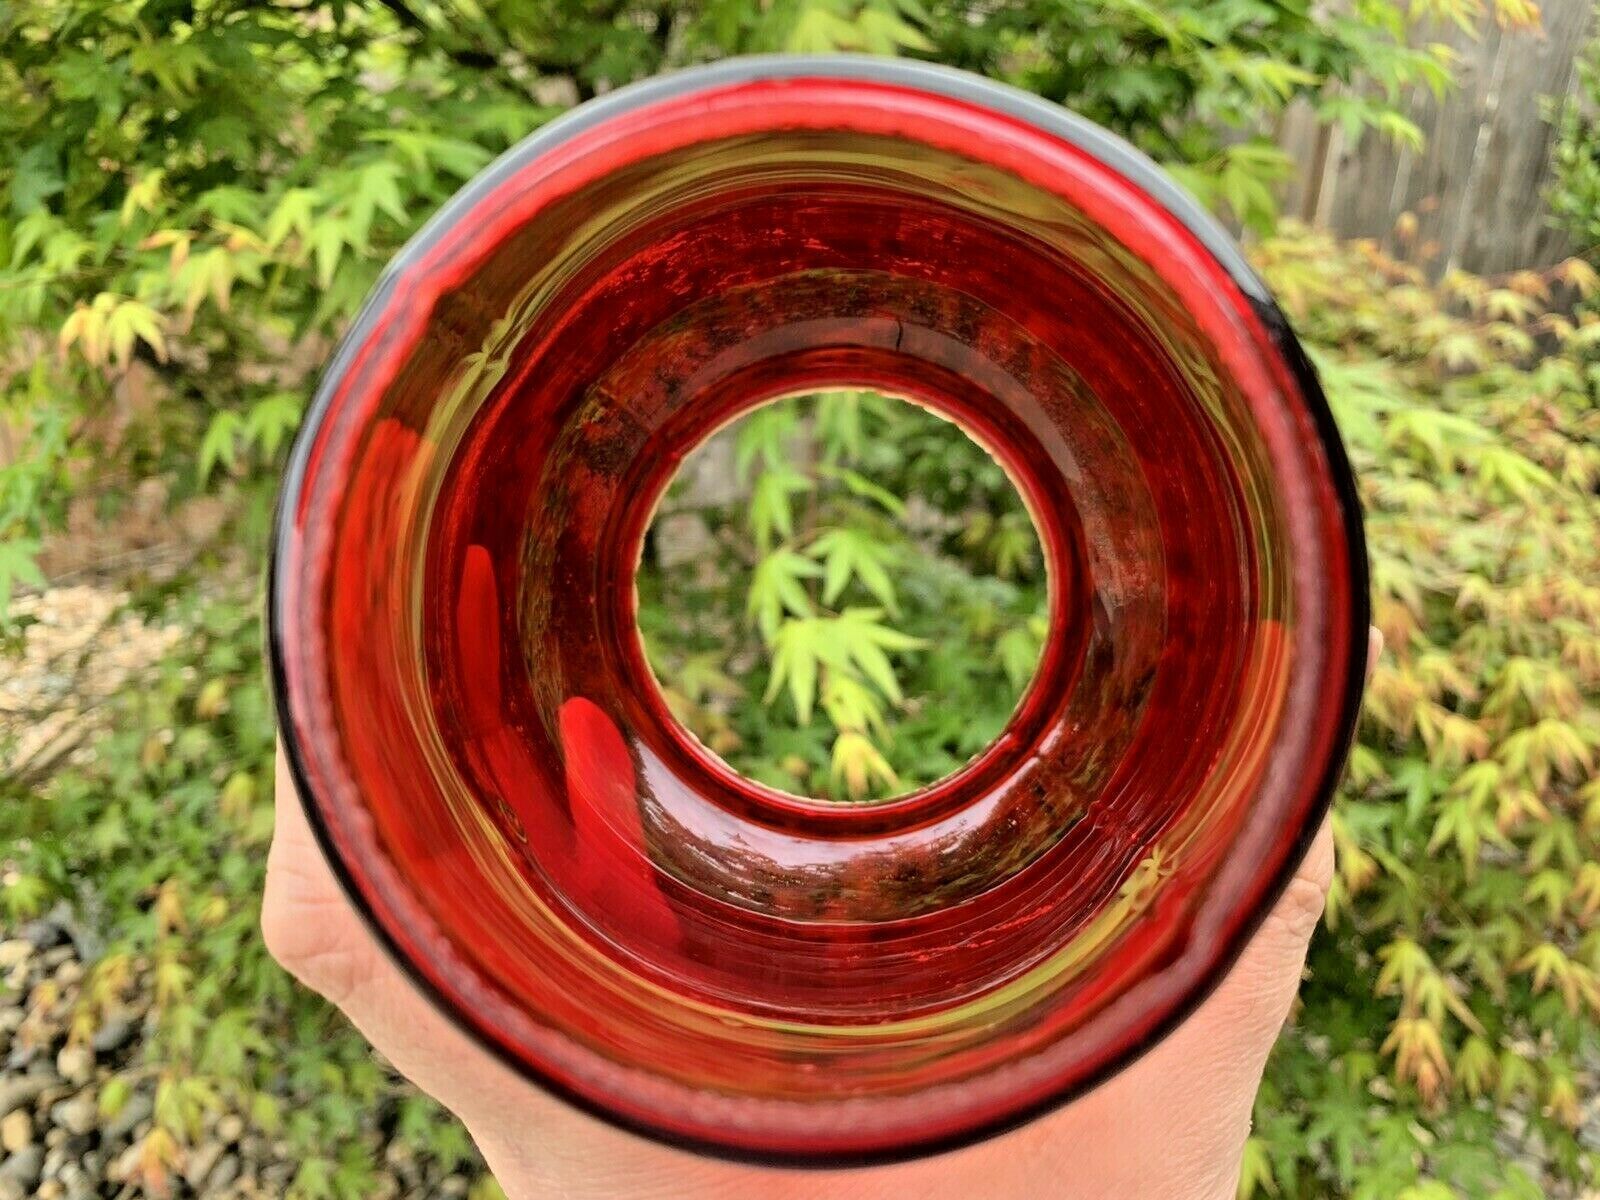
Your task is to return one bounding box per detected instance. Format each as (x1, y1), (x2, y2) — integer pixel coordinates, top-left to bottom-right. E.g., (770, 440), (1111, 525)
(635, 389), (1049, 805)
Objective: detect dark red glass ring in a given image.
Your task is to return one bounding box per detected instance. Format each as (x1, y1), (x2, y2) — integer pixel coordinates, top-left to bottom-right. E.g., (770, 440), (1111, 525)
(269, 56), (1369, 1163)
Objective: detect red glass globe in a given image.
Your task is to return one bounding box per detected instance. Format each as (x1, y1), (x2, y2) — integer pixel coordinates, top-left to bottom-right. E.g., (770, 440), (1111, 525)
(269, 56), (1368, 1163)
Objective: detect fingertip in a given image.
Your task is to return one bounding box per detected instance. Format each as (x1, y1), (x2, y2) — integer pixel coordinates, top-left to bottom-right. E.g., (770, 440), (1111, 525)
(272, 740), (315, 848)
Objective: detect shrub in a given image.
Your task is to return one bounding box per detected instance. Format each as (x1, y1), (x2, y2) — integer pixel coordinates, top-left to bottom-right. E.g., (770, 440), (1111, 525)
(636, 392), (1047, 801)
(921, 0), (1521, 233)
(1247, 226), (1600, 1198)
(0, 0), (1535, 620)
(1549, 12), (1600, 261)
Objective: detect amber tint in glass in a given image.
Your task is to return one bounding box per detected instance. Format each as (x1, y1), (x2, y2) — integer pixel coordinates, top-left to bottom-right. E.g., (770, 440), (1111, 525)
(270, 57), (1368, 1163)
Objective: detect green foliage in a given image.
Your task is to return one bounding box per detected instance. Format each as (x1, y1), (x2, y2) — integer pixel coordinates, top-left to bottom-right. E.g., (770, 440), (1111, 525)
(0, 0), (1537, 634)
(638, 392), (1046, 801)
(922, 0), (1537, 234)
(0, 568), (500, 1195)
(1242, 227), (1600, 1198)
(0, 0), (569, 638)
(1549, 11), (1600, 258)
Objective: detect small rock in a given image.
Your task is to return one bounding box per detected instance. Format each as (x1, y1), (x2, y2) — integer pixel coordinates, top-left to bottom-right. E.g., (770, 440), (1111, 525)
(108, 1141), (142, 1184)
(184, 1140), (224, 1187)
(0, 1143), (44, 1199)
(47, 1093), (94, 1137)
(63, 930), (100, 966)
(17, 920), (67, 952)
(0, 943), (31, 971)
(36, 1181), (63, 1200)
(51, 960), (82, 987)
(216, 1113), (244, 1144)
(207, 1152), (240, 1190)
(0, 1112), (27, 1155)
(101, 1093), (151, 1143)
(40, 1144), (66, 1180)
(40, 947), (74, 970)
(0, 1074), (57, 1119)
(261, 1160), (293, 1189)
(54, 1045), (91, 1086)
(90, 1016), (136, 1056)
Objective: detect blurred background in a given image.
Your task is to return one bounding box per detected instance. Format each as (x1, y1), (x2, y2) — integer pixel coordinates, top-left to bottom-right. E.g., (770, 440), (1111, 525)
(2, 2), (1599, 1197)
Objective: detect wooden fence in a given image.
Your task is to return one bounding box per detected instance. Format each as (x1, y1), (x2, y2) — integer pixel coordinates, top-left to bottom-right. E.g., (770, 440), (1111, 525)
(1273, 0), (1595, 277)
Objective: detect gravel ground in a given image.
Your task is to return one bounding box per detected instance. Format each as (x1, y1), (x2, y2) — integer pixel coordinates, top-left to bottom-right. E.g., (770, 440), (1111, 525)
(1, 565), (492, 1198)
(0, 912), (484, 1199)
(0, 587), (183, 782)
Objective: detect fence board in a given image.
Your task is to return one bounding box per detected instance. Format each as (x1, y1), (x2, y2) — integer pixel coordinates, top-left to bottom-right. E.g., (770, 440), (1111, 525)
(1274, 0), (1594, 276)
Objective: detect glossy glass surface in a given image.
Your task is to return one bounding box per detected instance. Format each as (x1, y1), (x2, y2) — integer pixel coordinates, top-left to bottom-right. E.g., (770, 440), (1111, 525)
(270, 57), (1368, 1162)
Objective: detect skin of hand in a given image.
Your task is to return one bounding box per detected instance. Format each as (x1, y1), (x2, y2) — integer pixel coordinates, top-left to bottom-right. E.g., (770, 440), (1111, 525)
(262, 629), (1381, 1200)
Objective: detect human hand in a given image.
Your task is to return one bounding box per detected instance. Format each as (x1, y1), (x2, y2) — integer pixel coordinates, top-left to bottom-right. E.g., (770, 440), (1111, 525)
(262, 628), (1381, 1200)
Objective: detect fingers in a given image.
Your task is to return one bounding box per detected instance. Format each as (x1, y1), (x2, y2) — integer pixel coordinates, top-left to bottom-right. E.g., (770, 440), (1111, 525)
(261, 749), (381, 1010)
(1093, 621), (1378, 1114)
(1210, 815), (1335, 1020)
(975, 627), (1382, 1197)
(262, 748), (536, 1124)
(262, 746), (777, 1199)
